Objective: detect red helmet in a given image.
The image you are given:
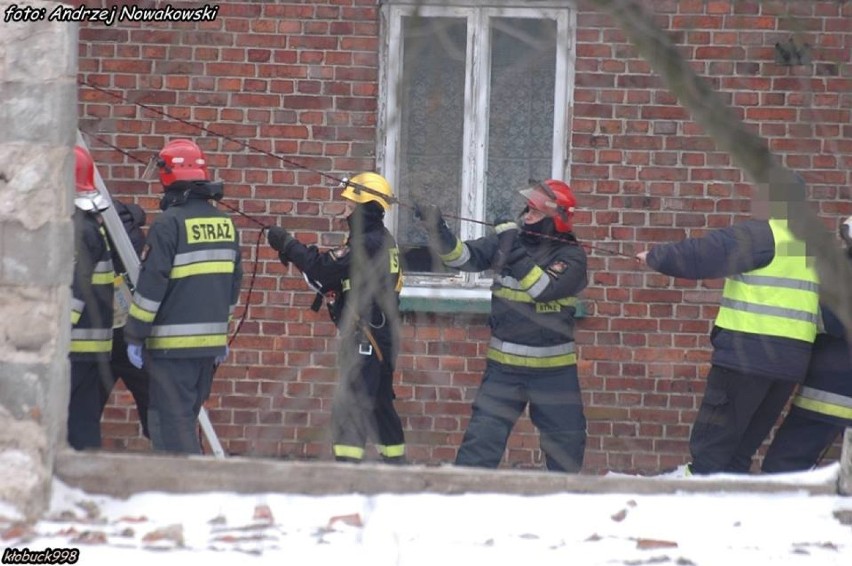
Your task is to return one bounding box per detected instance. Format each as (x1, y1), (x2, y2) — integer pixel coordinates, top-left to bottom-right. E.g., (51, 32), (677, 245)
(74, 146), (95, 192)
(519, 179), (576, 232)
(74, 146), (109, 212)
(157, 139), (209, 187)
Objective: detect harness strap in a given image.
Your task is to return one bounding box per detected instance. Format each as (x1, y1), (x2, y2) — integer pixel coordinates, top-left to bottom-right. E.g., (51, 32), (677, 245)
(360, 325), (384, 363)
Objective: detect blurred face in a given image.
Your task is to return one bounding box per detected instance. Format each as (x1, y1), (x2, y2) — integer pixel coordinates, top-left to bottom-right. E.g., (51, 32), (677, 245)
(333, 199), (357, 231)
(840, 217), (852, 249)
(521, 205), (547, 225)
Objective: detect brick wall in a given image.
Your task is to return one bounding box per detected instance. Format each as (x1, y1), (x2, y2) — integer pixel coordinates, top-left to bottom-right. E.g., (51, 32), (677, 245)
(76, 0), (852, 473)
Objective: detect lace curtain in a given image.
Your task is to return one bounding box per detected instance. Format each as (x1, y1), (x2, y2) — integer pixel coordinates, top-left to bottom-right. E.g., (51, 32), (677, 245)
(397, 16), (557, 270)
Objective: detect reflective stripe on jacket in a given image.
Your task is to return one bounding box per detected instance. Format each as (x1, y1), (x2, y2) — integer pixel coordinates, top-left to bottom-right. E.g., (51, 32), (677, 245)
(70, 213), (114, 359)
(125, 198), (243, 358)
(792, 385), (852, 424)
(788, 326), (852, 426)
(714, 218), (819, 343)
(486, 337), (577, 368)
(438, 228), (587, 370)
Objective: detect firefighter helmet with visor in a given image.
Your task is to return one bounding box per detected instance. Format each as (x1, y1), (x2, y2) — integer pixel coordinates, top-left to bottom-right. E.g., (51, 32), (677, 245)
(73, 146), (109, 212)
(154, 139), (210, 188)
(519, 179), (576, 233)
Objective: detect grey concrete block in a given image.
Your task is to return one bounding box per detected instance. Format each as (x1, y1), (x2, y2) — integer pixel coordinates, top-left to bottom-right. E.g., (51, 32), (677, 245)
(0, 144), (71, 227)
(0, 3), (77, 83)
(42, 351), (70, 458)
(0, 287), (66, 366)
(0, 355), (71, 456)
(840, 428), (852, 495)
(0, 219), (73, 286)
(0, 361), (49, 419)
(0, 344), (69, 472)
(0, 81), (77, 145)
(0, 405), (50, 521)
(0, 0), (75, 522)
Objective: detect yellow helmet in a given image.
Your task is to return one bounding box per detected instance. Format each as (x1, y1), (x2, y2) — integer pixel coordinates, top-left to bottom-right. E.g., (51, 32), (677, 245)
(341, 172), (394, 211)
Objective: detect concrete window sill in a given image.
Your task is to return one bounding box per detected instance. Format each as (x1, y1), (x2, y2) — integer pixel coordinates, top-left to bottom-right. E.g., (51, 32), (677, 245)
(399, 286), (587, 318)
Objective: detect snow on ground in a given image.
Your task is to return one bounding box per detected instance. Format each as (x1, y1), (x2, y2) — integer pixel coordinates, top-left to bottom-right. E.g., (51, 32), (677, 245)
(1, 464), (851, 565)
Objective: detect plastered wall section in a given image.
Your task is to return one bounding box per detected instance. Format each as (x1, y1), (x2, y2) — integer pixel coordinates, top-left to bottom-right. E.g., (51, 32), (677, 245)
(841, 428), (852, 495)
(0, 1), (76, 520)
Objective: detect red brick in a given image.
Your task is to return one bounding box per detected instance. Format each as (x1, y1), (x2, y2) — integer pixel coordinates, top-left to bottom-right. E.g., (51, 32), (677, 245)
(87, 2), (851, 474)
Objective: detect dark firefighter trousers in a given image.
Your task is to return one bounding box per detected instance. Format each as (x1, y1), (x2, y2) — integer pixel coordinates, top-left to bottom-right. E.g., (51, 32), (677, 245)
(68, 358), (112, 450)
(68, 331), (150, 450)
(104, 327), (150, 439)
(332, 341), (405, 463)
(689, 365), (796, 474)
(455, 360), (587, 473)
(145, 355), (216, 454)
(761, 411), (843, 473)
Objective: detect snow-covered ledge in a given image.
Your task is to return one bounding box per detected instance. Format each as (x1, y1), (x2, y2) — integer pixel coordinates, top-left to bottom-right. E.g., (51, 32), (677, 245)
(54, 450), (845, 499)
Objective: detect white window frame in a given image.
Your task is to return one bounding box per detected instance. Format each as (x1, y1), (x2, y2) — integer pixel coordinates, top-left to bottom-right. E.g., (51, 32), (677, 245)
(377, 1), (577, 299)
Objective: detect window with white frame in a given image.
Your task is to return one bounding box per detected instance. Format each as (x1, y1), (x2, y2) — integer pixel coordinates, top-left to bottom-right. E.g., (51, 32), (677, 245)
(378, 1), (577, 295)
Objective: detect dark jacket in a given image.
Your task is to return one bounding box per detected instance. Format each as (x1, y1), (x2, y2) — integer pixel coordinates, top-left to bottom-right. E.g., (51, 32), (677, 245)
(107, 200), (147, 272)
(70, 210), (114, 360)
(281, 203), (402, 365)
(646, 219), (813, 381)
(125, 196), (243, 358)
(789, 247), (852, 426)
(107, 200), (147, 345)
(436, 222), (587, 369)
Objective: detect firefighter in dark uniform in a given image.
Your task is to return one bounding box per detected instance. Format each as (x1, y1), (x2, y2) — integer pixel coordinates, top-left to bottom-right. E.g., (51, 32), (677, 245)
(420, 180), (588, 473)
(637, 205), (819, 475)
(266, 172), (406, 464)
(69, 146), (115, 450)
(102, 199), (150, 439)
(762, 216), (852, 473)
(125, 139), (243, 454)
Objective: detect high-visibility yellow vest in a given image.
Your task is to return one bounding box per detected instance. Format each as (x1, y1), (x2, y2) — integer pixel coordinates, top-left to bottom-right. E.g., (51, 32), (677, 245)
(714, 219), (819, 343)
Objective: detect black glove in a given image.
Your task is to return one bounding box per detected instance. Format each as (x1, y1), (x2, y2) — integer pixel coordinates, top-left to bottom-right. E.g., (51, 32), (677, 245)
(267, 225), (295, 267)
(414, 203), (445, 233)
(267, 226), (292, 252)
(415, 203), (458, 254)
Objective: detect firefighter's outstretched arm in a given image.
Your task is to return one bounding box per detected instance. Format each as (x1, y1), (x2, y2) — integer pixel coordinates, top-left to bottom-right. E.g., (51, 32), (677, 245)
(415, 204), (498, 272)
(267, 224), (348, 290)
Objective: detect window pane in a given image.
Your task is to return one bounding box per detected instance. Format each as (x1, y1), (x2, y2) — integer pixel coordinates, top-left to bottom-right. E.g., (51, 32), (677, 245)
(398, 16), (467, 257)
(486, 18), (557, 222)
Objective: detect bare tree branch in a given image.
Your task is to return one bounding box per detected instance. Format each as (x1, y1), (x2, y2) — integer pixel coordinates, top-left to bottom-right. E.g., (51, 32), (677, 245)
(591, 0), (852, 333)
